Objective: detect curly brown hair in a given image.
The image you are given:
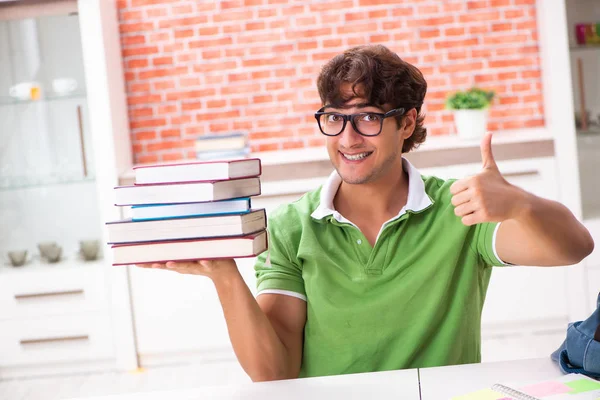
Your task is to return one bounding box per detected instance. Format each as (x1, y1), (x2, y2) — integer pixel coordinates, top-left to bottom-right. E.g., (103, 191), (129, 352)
(316, 45), (427, 153)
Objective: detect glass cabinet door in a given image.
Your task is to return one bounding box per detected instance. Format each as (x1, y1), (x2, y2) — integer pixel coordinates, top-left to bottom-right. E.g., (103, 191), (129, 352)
(0, 13), (94, 189)
(0, 12), (102, 267)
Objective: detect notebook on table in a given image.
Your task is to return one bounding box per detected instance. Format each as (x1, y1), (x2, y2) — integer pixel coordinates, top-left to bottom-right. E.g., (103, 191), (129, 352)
(452, 373), (600, 400)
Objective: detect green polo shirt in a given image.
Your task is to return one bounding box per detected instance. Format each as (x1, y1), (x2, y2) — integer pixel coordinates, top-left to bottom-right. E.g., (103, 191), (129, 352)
(254, 159), (506, 378)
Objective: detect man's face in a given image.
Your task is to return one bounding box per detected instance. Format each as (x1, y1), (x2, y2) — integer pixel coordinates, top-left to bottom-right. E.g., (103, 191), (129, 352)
(324, 85), (416, 185)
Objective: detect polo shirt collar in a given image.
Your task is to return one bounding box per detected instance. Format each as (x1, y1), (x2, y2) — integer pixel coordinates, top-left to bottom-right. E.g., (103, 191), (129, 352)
(311, 158), (433, 222)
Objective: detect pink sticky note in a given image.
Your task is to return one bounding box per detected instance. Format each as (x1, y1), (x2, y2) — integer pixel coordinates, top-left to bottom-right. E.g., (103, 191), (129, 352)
(519, 381), (573, 397)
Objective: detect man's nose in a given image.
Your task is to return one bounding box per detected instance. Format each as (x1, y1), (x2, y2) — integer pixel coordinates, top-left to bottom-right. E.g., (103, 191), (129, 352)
(338, 120), (363, 148)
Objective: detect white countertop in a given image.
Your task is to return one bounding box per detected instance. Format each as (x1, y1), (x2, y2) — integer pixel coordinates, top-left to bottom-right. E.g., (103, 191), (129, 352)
(64, 358), (569, 400)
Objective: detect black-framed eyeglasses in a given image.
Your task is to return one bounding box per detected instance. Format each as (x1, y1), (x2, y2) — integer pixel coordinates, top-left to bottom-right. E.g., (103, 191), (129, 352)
(314, 107), (406, 137)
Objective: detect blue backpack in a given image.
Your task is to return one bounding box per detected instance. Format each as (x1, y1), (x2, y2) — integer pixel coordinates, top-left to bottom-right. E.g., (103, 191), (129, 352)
(552, 292), (600, 378)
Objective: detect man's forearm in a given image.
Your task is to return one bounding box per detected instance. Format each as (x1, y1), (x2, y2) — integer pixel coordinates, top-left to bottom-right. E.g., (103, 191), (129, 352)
(211, 269), (295, 381)
(499, 192), (594, 266)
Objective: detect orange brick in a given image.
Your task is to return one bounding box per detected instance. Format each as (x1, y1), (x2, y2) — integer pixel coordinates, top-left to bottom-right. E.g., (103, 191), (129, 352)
(392, 7), (414, 17)
(498, 71), (518, 80)
(161, 152), (184, 162)
(443, 2), (464, 12)
(170, 115), (192, 125)
(505, 9), (525, 18)
(369, 9), (388, 18)
(119, 22), (154, 34)
(310, 1), (353, 11)
(126, 58), (148, 68)
(121, 10), (143, 21)
(153, 80), (176, 91)
(148, 32), (170, 43)
(130, 107), (154, 118)
(254, 142), (280, 152)
(122, 35), (145, 46)
(483, 34), (529, 45)
(130, 118), (167, 129)
(490, 0), (511, 5)
(129, 82), (150, 93)
(137, 154), (159, 164)
(160, 129), (181, 138)
(245, 0), (264, 5)
(516, 20), (538, 30)
(222, 0), (244, 8)
(173, 4), (193, 14)
(440, 62), (483, 73)
(122, 46), (159, 58)
(458, 11), (500, 23)
(174, 29), (195, 39)
(469, 25), (490, 34)
(198, 27), (220, 36)
(467, 1), (488, 10)
(492, 23), (513, 32)
(214, 10), (247, 22)
(246, 21), (265, 30)
(445, 27), (465, 36)
(147, 141), (185, 152)
(189, 37), (234, 48)
(207, 99), (227, 108)
(370, 34), (391, 43)
(258, 8), (277, 18)
(338, 23), (378, 35)
(283, 139), (305, 150)
(158, 16), (209, 29)
(420, 29), (440, 39)
(233, 120), (252, 130)
(418, 4), (439, 14)
(522, 70), (541, 79)
(153, 56), (173, 66)
(434, 38), (479, 50)
(134, 131), (157, 141)
(145, 7), (168, 18)
(448, 50), (468, 60)
(128, 94), (162, 105)
(512, 83), (531, 92)
(406, 16), (454, 28)
(499, 96), (520, 105)
(158, 104), (177, 114)
(489, 58), (536, 68)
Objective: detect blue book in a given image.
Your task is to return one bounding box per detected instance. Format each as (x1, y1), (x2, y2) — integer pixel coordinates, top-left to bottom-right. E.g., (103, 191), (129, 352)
(131, 198), (251, 221)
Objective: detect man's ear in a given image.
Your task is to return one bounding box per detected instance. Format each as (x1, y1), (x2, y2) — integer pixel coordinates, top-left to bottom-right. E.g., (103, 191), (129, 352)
(400, 108), (418, 140)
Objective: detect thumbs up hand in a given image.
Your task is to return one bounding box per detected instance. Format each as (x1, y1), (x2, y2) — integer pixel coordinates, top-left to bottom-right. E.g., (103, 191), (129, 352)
(450, 133), (527, 226)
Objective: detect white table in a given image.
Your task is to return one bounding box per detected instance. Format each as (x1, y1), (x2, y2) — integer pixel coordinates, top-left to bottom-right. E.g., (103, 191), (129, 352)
(419, 357), (563, 399)
(64, 367), (420, 400)
(64, 358), (568, 400)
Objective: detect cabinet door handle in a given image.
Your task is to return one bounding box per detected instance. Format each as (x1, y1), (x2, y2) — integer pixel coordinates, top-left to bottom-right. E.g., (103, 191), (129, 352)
(20, 335), (89, 346)
(14, 289), (84, 301)
(502, 170), (540, 178)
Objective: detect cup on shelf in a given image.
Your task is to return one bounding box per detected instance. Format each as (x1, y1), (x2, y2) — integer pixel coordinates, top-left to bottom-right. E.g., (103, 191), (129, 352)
(52, 78), (77, 96)
(79, 239), (100, 261)
(7, 250), (28, 267)
(9, 81), (41, 101)
(37, 242), (62, 263)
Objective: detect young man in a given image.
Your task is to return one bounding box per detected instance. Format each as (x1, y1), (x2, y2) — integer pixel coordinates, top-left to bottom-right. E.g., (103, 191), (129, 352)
(139, 45), (594, 381)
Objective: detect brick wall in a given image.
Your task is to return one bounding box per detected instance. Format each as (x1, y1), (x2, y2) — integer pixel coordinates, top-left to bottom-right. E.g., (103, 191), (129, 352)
(117, 0), (544, 164)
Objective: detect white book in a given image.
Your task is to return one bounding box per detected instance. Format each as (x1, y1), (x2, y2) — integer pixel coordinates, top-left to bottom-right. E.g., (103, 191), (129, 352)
(131, 198), (251, 221)
(111, 230), (267, 265)
(134, 158), (260, 184)
(106, 209), (266, 244)
(114, 177), (261, 206)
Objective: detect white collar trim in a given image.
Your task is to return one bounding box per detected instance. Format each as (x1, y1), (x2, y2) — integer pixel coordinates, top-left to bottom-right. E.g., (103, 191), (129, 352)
(310, 158), (433, 223)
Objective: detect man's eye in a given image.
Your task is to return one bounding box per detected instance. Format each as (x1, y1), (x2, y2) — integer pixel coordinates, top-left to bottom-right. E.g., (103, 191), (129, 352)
(360, 113), (382, 123)
(327, 114), (343, 122)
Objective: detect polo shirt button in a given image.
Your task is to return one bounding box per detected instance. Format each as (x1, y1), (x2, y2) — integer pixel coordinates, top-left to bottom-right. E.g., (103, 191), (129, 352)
(356, 239), (362, 245)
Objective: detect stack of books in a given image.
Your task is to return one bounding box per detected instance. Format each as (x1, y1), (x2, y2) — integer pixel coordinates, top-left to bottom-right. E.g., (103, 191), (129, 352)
(195, 132), (249, 160)
(106, 158), (267, 266)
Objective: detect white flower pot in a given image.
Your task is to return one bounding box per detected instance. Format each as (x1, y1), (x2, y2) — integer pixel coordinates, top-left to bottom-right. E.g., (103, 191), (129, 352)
(453, 109), (488, 140)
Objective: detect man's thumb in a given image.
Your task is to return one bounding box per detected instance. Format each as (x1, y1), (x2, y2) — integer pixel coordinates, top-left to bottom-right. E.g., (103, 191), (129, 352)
(480, 132), (497, 169)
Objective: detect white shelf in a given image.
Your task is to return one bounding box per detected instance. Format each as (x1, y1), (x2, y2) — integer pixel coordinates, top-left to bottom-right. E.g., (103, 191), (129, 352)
(0, 257), (106, 275)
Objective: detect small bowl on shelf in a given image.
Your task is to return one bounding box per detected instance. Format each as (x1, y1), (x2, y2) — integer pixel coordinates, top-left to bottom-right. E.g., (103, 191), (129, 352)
(79, 240), (100, 261)
(37, 242), (62, 263)
(8, 250), (28, 267)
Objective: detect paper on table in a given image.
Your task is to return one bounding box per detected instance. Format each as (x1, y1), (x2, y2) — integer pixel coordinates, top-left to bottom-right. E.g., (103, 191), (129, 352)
(519, 381), (572, 397)
(451, 388), (510, 400)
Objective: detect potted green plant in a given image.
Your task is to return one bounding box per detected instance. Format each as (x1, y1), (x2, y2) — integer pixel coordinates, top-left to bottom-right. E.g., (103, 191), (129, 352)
(446, 87), (495, 140)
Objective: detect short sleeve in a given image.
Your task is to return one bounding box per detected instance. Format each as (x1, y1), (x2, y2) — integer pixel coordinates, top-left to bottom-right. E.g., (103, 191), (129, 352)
(473, 221), (511, 267)
(254, 213), (306, 300)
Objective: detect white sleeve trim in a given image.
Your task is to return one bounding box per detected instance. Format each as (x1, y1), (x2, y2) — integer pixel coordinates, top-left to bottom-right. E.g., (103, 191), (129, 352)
(492, 222), (511, 266)
(257, 289), (307, 302)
